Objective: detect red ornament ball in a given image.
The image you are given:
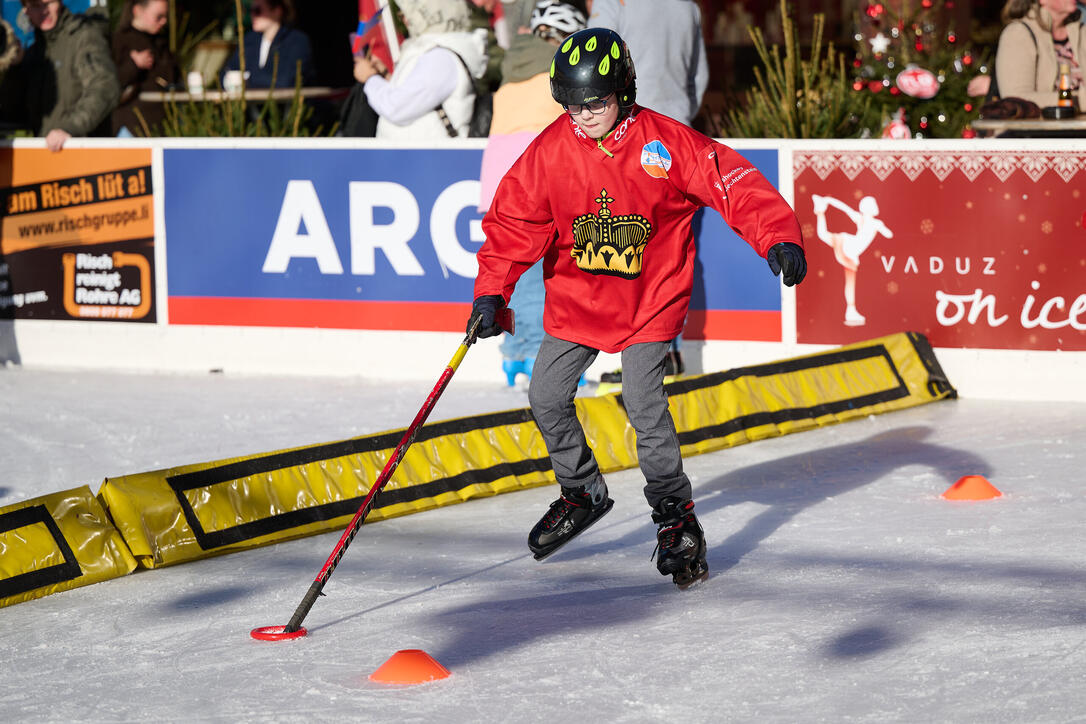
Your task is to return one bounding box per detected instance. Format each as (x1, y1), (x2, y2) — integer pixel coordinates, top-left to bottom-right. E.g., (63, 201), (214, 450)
(962, 127), (977, 138)
(868, 80), (884, 93)
(890, 86), (901, 95)
(896, 66), (941, 98)
(948, 32), (957, 43)
(915, 42), (924, 51)
(921, 0), (933, 7)
(964, 102), (973, 111)
(853, 80), (865, 91)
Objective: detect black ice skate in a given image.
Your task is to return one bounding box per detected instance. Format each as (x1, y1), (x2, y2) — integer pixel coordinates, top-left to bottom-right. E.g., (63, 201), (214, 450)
(651, 497), (708, 589)
(528, 477), (613, 560)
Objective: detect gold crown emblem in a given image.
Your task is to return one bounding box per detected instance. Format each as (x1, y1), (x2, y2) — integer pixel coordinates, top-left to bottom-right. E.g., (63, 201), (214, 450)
(570, 189), (652, 279)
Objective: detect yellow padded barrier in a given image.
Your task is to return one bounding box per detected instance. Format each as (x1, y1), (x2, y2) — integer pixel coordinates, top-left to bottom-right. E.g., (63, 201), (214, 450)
(99, 408), (569, 568)
(98, 331), (954, 569)
(0, 486), (137, 608)
(663, 331), (955, 457)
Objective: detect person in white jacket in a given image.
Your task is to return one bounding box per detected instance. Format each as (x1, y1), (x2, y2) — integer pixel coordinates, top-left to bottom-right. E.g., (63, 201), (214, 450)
(353, 0), (487, 140)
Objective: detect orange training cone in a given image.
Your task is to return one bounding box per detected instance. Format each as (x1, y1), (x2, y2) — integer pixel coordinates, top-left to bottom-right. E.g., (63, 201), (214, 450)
(941, 475), (1002, 501)
(369, 649), (451, 685)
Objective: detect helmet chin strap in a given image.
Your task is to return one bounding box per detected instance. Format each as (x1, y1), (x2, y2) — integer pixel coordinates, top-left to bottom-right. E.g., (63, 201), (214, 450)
(610, 105), (634, 133)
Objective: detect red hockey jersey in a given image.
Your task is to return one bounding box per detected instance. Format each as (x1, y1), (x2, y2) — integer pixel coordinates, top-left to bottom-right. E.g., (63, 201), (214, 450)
(474, 106), (803, 353)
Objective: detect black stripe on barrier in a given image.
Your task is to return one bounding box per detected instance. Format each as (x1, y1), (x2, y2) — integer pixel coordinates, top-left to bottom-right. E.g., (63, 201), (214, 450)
(662, 343), (906, 397)
(168, 407), (537, 494)
(174, 456), (554, 550)
(674, 343), (911, 446)
(614, 342), (907, 413)
(0, 505), (83, 599)
(166, 341), (916, 552)
(906, 331), (958, 399)
(611, 343), (909, 445)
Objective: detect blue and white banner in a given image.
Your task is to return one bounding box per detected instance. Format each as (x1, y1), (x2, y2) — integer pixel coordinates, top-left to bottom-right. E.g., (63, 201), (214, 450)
(164, 145), (782, 338)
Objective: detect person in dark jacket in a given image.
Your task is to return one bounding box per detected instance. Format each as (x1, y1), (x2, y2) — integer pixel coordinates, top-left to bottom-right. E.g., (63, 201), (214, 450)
(222, 0), (315, 88)
(0, 0), (120, 151)
(0, 19), (18, 80)
(111, 0), (179, 135)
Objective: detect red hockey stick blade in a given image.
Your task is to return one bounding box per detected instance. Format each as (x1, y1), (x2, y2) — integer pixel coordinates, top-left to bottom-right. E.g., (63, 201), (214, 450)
(251, 625), (308, 641)
(498, 307), (515, 336)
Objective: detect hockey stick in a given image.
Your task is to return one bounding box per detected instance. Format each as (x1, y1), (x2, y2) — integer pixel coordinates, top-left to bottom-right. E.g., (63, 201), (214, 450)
(252, 308), (514, 641)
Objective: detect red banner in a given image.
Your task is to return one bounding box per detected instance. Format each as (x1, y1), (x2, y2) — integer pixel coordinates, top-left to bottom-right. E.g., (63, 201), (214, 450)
(793, 150), (1086, 351)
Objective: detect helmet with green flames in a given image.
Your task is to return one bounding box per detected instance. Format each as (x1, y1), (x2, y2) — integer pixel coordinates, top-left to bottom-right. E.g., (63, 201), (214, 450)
(549, 28), (636, 109)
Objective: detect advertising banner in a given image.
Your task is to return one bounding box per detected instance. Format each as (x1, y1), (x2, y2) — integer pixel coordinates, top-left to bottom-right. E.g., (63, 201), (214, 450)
(690, 148), (783, 341)
(793, 150), (1086, 351)
(164, 146), (782, 340)
(0, 148), (156, 322)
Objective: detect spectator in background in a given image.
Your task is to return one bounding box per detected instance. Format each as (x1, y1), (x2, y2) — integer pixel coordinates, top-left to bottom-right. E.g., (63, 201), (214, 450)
(222, 0), (315, 89)
(0, 19), (18, 82)
(503, 0), (590, 33)
(588, 0), (705, 382)
(111, 0), (178, 136)
(502, 0), (537, 32)
(352, 0), (485, 140)
(993, 0), (1084, 107)
(469, 0), (507, 92)
(0, 0), (119, 151)
(479, 1), (586, 208)
(588, 0), (707, 126)
(478, 0), (587, 387)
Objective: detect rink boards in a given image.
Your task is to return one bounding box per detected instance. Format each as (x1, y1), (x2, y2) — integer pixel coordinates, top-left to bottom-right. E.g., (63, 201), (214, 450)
(2, 331), (955, 605)
(2, 139), (1084, 400)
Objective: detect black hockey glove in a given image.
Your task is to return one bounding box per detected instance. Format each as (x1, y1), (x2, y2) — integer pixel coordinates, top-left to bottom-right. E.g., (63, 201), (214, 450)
(767, 242), (807, 286)
(467, 295), (505, 338)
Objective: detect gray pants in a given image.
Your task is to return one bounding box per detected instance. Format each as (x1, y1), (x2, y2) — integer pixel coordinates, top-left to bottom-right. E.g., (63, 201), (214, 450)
(528, 333), (692, 507)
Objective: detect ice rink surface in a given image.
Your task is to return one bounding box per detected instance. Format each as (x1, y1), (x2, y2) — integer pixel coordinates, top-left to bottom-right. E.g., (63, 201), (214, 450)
(2, 366), (1084, 723)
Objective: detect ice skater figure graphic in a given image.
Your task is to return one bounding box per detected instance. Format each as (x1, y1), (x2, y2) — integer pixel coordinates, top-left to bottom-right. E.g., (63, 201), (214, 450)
(811, 194), (893, 326)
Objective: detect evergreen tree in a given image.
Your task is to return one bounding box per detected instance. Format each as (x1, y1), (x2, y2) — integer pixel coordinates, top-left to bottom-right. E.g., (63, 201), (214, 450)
(723, 0), (872, 138)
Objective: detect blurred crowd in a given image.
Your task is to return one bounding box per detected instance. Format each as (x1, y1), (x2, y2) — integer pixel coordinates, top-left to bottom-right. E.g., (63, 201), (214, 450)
(0, 0), (1081, 150)
(0, 0), (320, 148)
(0, 0), (709, 148)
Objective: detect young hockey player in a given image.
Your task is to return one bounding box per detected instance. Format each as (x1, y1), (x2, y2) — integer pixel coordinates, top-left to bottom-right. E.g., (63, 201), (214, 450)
(467, 27), (806, 588)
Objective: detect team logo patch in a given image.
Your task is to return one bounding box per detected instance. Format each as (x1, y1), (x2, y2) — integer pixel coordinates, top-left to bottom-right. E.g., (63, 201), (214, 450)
(571, 189), (652, 279)
(640, 140), (672, 179)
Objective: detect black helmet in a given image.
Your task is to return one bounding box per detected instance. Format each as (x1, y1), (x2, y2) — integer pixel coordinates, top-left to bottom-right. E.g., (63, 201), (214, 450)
(549, 28), (636, 108)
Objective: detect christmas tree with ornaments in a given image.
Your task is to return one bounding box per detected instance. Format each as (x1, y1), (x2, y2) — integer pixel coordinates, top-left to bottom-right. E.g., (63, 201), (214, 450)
(852, 0), (988, 138)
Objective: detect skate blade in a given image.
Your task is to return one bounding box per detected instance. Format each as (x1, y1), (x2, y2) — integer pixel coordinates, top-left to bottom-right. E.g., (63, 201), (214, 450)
(674, 564), (709, 590)
(530, 499), (614, 560)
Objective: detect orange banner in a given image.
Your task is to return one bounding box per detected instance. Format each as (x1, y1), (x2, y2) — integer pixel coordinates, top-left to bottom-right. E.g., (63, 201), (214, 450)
(2, 196), (153, 254)
(0, 147), (157, 323)
(0, 148), (152, 186)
